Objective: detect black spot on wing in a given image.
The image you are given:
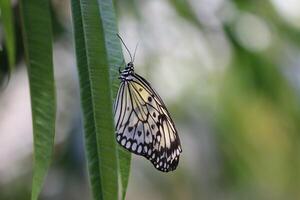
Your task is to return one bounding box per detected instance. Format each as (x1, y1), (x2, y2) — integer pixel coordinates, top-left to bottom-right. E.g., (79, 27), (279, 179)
(153, 112), (156, 118)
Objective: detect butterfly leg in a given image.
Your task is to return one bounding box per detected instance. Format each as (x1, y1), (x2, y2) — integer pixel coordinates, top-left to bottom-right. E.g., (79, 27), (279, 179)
(118, 60), (125, 74)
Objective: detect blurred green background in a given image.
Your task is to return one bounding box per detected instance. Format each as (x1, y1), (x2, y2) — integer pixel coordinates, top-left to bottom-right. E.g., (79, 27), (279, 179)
(1, 0), (300, 199)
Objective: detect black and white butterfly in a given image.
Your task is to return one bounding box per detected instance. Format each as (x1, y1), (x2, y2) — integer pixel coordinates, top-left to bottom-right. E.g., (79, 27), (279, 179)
(114, 34), (182, 172)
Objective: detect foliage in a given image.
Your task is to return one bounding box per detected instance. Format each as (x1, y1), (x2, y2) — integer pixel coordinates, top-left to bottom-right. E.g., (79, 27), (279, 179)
(1, 0), (130, 199)
(19, 1), (56, 199)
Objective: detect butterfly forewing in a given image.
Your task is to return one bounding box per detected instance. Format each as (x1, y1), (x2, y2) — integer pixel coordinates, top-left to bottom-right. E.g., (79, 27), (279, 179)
(114, 67), (182, 172)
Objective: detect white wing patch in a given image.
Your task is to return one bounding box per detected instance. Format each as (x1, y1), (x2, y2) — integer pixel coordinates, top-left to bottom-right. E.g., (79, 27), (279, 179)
(114, 73), (182, 172)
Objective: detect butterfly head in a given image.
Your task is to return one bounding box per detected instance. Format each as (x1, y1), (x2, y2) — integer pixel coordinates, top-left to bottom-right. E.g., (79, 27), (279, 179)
(125, 61), (134, 70)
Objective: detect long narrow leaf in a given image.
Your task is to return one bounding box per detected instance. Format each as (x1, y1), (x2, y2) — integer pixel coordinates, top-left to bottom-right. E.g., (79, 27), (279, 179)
(168, 0), (202, 28)
(71, 1), (102, 199)
(0, 0), (15, 69)
(98, 0), (131, 199)
(19, 1), (56, 200)
(71, 0), (118, 199)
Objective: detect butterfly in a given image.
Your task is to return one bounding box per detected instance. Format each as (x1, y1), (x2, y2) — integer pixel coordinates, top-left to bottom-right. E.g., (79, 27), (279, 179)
(114, 34), (182, 172)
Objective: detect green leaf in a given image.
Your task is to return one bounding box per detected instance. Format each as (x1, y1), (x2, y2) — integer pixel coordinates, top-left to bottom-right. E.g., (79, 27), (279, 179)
(168, 0), (202, 28)
(98, 0), (131, 199)
(0, 0), (16, 69)
(117, 147), (131, 199)
(19, 1), (56, 200)
(71, 0), (122, 199)
(71, 1), (102, 198)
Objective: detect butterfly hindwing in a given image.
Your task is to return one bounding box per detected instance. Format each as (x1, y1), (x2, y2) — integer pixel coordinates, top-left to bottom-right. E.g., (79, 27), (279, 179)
(114, 72), (182, 172)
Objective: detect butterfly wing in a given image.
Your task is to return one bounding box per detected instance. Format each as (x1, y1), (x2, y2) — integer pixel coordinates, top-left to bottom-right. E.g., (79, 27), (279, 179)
(114, 73), (182, 172)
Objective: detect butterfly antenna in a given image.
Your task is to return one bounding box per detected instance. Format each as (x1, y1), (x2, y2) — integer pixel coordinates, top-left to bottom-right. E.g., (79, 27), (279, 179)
(133, 41), (139, 62)
(117, 34), (133, 62)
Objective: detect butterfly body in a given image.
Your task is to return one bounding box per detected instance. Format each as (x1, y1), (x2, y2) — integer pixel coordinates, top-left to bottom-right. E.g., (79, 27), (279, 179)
(114, 61), (182, 172)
